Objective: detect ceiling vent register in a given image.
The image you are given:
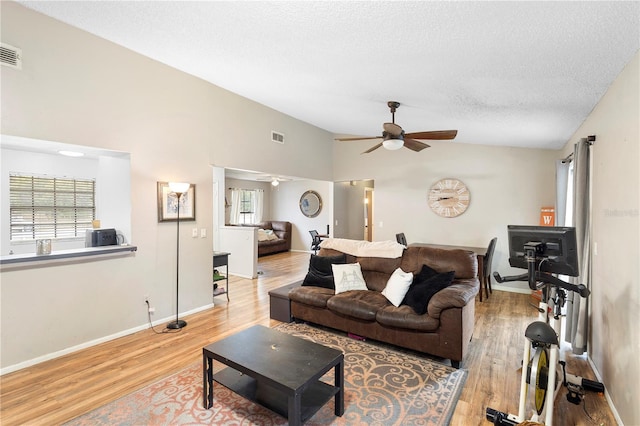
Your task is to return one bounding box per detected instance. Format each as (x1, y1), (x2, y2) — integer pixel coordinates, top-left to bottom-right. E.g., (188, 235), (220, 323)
(271, 131), (285, 144)
(1, 43), (22, 69)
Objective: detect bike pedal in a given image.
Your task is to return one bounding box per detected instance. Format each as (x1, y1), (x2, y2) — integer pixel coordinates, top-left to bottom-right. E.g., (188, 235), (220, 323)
(566, 382), (585, 405)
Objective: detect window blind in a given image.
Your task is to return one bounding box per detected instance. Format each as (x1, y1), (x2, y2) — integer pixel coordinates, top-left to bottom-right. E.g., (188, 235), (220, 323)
(9, 175), (96, 240)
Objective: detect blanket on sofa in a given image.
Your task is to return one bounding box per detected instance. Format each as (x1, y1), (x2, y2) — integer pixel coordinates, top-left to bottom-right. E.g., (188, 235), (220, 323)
(319, 238), (404, 259)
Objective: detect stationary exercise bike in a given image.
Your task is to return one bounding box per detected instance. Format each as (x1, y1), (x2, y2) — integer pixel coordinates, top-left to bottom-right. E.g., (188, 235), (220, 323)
(486, 226), (604, 426)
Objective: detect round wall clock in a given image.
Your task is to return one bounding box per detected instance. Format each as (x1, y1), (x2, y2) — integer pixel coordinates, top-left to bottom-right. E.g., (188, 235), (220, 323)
(428, 178), (470, 218)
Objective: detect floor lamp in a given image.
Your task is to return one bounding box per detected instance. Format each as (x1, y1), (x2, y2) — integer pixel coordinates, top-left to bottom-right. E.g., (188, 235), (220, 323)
(167, 182), (190, 330)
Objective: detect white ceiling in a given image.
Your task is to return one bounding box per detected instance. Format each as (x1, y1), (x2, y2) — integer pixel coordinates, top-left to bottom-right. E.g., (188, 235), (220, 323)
(17, 1), (640, 150)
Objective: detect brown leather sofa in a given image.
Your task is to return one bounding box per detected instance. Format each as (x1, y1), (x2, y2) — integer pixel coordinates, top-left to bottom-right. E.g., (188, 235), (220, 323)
(247, 221), (292, 256)
(289, 245), (479, 367)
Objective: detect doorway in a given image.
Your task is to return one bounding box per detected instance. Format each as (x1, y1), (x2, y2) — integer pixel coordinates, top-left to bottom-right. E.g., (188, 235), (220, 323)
(364, 187), (373, 241)
(332, 179), (374, 240)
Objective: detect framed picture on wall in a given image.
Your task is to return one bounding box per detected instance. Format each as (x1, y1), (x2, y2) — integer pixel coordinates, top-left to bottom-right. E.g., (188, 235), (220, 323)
(157, 182), (196, 222)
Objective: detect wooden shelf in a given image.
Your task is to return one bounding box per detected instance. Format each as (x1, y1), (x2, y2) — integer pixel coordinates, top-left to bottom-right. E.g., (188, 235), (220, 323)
(212, 252), (230, 301)
(213, 367), (339, 423)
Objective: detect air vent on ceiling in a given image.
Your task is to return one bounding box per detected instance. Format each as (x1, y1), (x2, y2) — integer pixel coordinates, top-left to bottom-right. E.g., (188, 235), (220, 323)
(1, 43), (22, 70)
(271, 131), (285, 144)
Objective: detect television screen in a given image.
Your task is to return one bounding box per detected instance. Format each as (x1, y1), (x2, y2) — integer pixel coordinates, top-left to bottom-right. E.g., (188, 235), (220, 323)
(507, 225), (579, 276)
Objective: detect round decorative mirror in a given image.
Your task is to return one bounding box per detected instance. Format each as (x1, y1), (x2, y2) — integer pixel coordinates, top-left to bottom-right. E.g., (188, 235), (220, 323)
(300, 190), (322, 218)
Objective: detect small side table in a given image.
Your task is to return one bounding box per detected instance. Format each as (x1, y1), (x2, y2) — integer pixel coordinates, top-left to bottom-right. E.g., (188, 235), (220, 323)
(212, 251), (230, 301)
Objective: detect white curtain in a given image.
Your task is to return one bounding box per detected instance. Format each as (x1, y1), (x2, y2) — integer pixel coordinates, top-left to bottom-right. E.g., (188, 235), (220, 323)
(565, 138), (591, 355)
(254, 190), (264, 223)
(229, 189), (241, 225)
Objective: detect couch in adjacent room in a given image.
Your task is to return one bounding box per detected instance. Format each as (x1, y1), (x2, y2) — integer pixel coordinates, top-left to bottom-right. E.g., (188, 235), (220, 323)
(288, 242), (479, 367)
(246, 221), (292, 256)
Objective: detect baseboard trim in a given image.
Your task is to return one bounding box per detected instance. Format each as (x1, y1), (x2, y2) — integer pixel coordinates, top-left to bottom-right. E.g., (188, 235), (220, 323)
(491, 284), (532, 294)
(587, 356), (623, 425)
(0, 303), (214, 376)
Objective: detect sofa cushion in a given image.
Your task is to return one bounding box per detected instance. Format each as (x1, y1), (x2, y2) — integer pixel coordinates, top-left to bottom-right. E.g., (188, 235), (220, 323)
(289, 286), (335, 308)
(376, 305), (440, 331)
(381, 267), (414, 307)
(427, 280), (478, 318)
(400, 246), (477, 279)
(332, 263), (368, 294)
(402, 270), (456, 315)
(327, 290), (390, 321)
(302, 254), (347, 289)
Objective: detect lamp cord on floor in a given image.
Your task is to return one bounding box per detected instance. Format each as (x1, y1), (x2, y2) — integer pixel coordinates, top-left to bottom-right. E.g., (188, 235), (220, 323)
(146, 300), (182, 334)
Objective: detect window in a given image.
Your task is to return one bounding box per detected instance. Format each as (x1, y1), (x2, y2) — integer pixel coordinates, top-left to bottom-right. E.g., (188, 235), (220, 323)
(238, 189), (255, 225)
(9, 174), (96, 241)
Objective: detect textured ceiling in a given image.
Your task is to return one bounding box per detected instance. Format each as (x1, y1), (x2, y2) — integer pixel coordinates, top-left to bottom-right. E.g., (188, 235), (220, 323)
(17, 1), (640, 150)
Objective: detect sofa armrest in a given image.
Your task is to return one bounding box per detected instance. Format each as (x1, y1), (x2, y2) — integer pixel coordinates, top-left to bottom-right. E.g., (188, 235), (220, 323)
(427, 279), (479, 318)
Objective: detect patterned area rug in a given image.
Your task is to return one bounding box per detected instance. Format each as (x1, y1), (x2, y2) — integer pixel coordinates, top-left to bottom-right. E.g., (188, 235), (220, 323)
(65, 323), (467, 426)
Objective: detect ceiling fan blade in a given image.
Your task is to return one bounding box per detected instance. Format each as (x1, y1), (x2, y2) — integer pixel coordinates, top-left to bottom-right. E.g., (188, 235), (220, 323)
(335, 136), (382, 141)
(383, 122), (403, 135)
(404, 130), (458, 140)
(362, 142), (384, 154)
(403, 139), (430, 152)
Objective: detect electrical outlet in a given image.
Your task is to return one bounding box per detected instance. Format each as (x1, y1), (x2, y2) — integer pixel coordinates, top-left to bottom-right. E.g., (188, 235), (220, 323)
(148, 307), (155, 314)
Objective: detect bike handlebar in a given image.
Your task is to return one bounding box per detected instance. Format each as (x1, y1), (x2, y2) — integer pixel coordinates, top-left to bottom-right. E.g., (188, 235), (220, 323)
(493, 271), (589, 298)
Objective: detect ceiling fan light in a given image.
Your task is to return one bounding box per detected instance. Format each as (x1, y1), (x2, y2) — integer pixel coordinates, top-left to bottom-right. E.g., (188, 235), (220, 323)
(382, 138), (404, 150)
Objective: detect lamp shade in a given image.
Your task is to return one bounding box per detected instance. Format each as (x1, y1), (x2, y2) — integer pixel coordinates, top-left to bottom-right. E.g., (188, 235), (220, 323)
(168, 182), (190, 194)
(382, 138), (404, 150)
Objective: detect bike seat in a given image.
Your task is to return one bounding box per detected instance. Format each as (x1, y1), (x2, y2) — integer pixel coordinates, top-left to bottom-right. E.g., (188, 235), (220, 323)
(525, 321), (558, 345)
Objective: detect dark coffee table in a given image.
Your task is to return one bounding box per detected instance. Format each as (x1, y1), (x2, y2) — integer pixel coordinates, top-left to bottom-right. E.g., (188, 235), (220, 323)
(202, 325), (344, 425)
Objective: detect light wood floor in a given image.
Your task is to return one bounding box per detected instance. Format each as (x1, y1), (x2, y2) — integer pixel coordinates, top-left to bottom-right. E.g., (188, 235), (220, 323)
(1, 251), (615, 425)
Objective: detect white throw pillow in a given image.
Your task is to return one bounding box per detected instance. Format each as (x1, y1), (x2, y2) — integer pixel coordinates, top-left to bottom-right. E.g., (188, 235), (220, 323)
(265, 229), (279, 240)
(381, 267), (414, 307)
(257, 229), (269, 242)
(332, 263), (368, 294)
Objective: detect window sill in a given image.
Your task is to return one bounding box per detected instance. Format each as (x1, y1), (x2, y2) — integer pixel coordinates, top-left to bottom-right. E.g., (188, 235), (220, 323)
(0, 245), (137, 270)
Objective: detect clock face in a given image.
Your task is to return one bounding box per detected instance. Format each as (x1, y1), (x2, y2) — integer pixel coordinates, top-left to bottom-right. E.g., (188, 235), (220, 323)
(428, 178), (470, 218)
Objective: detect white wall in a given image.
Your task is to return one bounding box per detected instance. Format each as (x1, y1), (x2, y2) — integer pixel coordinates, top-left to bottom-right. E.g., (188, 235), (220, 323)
(562, 52), (639, 426)
(0, 2), (333, 372)
(218, 226), (258, 279)
(333, 138), (558, 292)
(333, 180), (374, 240)
(271, 179), (334, 252)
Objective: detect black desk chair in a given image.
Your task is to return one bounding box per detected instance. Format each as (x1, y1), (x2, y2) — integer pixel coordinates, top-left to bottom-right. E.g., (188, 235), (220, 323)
(396, 233), (407, 246)
(481, 237), (497, 301)
(309, 230), (323, 254)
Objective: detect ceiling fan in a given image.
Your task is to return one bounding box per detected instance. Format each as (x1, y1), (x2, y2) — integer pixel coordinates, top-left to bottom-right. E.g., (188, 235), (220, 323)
(336, 101), (458, 154)
(256, 175), (291, 186)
